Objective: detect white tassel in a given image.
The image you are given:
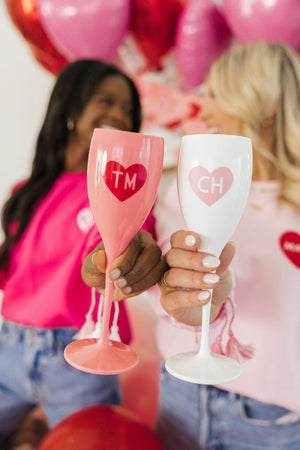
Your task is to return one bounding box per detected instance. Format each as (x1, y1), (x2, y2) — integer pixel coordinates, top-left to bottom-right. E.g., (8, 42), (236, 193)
(73, 288), (97, 339)
(86, 294), (104, 339)
(110, 302), (121, 342)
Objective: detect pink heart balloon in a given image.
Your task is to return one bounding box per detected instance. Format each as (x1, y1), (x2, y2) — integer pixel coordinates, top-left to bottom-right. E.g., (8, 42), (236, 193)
(175, 0), (232, 89)
(39, 0), (131, 61)
(223, 0), (300, 51)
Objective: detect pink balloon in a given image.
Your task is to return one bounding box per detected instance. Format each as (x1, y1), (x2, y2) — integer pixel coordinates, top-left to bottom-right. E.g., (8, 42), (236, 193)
(175, 0), (232, 89)
(223, 0), (300, 51)
(39, 0), (131, 62)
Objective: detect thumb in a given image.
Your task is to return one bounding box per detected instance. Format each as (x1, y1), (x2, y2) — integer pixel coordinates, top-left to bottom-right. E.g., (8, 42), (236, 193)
(92, 250), (106, 273)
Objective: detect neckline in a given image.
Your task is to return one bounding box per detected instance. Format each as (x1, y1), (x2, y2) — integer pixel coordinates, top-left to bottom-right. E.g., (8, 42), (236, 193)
(251, 180), (281, 195)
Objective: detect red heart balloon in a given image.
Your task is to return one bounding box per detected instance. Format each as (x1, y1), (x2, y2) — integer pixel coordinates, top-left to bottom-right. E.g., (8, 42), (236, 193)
(279, 231), (300, 268)
(130, 0), (184, 68)
(5, 0), (68, 74)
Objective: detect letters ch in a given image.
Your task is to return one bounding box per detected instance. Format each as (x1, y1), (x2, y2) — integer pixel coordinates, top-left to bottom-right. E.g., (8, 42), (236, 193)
(197, 175), (224, 194)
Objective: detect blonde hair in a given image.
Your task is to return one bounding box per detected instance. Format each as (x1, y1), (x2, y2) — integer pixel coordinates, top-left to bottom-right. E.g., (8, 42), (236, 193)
(208, 42), (300, 210)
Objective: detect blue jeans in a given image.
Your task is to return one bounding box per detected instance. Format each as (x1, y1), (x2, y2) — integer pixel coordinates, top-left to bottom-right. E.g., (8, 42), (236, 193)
(156, 364), (300, 449)
(0, 321), (120, 443)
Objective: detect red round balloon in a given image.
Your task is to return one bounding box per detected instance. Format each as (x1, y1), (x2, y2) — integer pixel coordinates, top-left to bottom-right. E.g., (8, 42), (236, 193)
(5, 0), (68, 74)
(38, 405), (164, 450)
(130, 0), (184, 68)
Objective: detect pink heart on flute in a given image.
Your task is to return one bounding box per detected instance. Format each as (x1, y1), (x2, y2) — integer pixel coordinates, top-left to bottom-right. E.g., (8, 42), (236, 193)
(189, 166), (233, 206)
(104, 161), (147, 202)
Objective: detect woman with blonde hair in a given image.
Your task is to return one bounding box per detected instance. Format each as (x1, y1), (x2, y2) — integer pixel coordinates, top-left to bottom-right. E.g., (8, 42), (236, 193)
(156, 42), (300, 449)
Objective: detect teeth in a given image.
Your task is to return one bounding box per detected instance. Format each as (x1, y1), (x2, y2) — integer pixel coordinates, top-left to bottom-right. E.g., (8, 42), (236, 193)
(100, 125), (119, 130)
(206, 127), (221, 134)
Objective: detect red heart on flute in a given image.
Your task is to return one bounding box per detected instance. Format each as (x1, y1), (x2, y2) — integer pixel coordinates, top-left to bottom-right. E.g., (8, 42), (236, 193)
(104, 161), (147, 202)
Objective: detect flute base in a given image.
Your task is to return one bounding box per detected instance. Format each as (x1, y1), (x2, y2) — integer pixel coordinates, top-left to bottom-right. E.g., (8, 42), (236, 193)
(165, 352), (242, 385)
(64, 338), (138, 375)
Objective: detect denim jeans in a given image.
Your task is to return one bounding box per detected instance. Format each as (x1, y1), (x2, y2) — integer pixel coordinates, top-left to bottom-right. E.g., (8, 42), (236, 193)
(156, 364), (300, 450)
(0, 321), (120, 443)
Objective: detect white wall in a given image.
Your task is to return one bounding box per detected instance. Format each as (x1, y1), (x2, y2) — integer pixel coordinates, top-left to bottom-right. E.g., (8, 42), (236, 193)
(0, 2), (54, 222)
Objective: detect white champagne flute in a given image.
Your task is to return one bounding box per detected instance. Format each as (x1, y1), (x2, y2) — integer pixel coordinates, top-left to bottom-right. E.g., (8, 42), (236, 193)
(165, 134), (252, 384)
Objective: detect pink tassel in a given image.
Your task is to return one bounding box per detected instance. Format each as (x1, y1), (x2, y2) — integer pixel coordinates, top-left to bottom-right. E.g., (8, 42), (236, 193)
(225, 331), (255, 363)
(211, 302), (228, 356)
(211, 336), (226, 355)
(224, 298), (255, 363)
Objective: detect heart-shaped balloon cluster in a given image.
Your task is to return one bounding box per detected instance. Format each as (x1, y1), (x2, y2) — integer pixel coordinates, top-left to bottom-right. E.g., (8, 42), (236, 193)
(5, 0), (300, 87)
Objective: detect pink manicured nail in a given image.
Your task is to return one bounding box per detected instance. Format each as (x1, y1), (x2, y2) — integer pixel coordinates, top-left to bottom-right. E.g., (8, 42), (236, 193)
(115, 277), (127, 289)
(122, 286), (132, 295)
(109, 269), (121, 281)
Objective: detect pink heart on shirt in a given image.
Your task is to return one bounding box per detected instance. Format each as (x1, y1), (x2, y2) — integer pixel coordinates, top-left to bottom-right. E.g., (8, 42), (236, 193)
(280, 232), (300, 268)
(104, 161), (147, 202)
(189, 166), (233, 206)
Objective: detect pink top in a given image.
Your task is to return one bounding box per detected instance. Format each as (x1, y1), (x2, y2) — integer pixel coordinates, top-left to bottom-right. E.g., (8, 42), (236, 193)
(155, 179), (300, 414)
(0, 172), (156, 344)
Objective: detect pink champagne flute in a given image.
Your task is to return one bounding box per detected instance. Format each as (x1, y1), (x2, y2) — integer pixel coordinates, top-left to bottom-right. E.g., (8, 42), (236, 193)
(64, 129), (164, 374)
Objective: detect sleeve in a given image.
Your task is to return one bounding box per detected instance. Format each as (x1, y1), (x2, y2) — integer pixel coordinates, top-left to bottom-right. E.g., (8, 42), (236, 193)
(0, 270), (6, 291)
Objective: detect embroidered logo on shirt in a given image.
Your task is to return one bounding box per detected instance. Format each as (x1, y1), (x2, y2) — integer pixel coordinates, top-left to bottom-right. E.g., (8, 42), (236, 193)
(279, 231), (300, 268)
(77, 208), (94, 232)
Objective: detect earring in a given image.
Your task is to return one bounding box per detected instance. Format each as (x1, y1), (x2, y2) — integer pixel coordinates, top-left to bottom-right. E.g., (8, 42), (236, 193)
(67, 118), (75, 131)
(261, 116), (273, 127)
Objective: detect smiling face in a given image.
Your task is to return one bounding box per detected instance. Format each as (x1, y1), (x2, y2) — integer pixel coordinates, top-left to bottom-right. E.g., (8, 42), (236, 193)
(200, 81), (238, 135)
(65, 74), (135, 172)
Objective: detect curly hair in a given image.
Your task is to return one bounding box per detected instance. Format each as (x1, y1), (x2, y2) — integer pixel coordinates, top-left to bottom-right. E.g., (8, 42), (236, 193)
(0, 60), (142, 269)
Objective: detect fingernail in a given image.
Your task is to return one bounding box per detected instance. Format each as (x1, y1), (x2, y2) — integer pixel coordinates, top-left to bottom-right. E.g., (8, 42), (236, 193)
(92, 251), (105, 266)
(185, 235), (196, 247)
(109, 268), (121, 281)
(202, 256), (220, 268)
(122, 286), (132, 295)
(203, 274), (219, 284)
(115, 277), (127, 289)
(198, 291), (210, 301)
(229, 241), (236, 249)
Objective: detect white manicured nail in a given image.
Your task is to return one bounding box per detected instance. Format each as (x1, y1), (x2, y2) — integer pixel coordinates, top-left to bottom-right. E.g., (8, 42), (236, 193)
(198, 291), (210, 301)
(202, 256), (220, 268)
(185, 235), (196, 247)
(203, 274), (220, 284)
